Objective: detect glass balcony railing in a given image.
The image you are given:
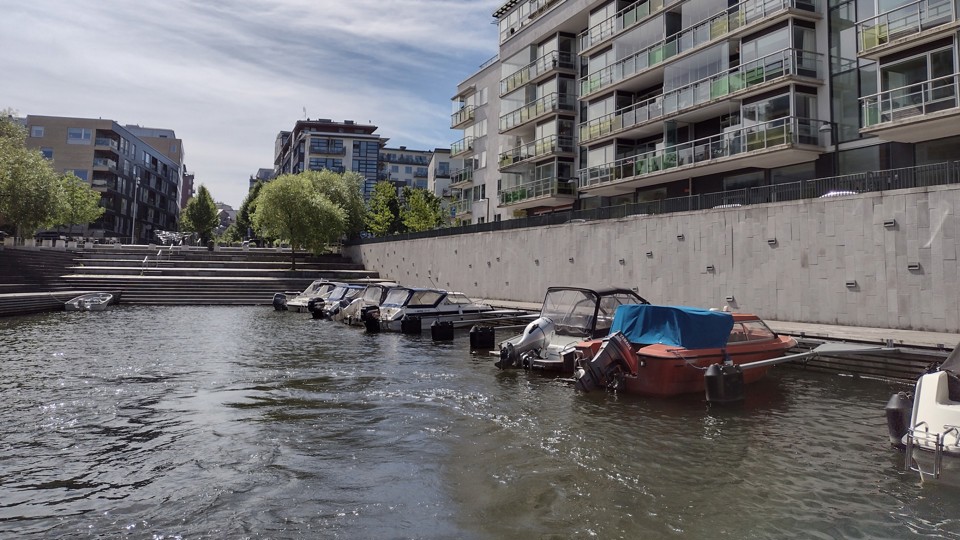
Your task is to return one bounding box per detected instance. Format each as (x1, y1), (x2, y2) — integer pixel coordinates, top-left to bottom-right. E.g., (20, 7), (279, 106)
(578, 0), (669, 52)
(499, 0), (565, 43)
(500, 51), (576, 96)
(450, 166), (474, 185)
(451, 105), (476, 128)
(579, 0), (818, 98)
(95, 137), (118, 150)
(499, 177), (576, 206)
(499, 92), (577, 132)
(579, 49), (823, 143)
(498, 135), (575, 168)
(857, 0), (955, 53)
(308, 147), (346, 155)
(93, 158), (118, 170)
(451, 199), (473, 217)
(578, 116), (828, 189)
(861, 73), (959, 127)
(450, 136), (475, 157)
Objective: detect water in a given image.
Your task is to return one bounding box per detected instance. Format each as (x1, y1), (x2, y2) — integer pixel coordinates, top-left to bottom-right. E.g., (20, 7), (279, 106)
(1, 306), (958, 539)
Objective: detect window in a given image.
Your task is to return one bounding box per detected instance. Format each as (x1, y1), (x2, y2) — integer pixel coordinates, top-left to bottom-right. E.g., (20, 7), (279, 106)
(40, 147), (53, 159)
(405, 166), (412, 174)
(391, 165), (399, 172)
(70, 170), (89, 181)
(67, 127), (92, 144)
(31, 126), (44, 137)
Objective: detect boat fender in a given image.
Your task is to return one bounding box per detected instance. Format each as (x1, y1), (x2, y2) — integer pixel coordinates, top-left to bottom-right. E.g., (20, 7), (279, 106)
(272, 293), (288, 311)
(401, 315), (422, 335)
(470, 326), (496, 350)
(884, 391), (913, 450)
(431, 320), (454, 341)
(704, 364), (744, 404)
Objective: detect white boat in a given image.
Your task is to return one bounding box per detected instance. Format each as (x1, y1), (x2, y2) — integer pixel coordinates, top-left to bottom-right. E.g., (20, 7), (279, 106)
(331, 282), (398, 326)
(378, 288), (495, 331)
(310, 284), (365, 319)
(64, 292), (113, 312)
(496, 287), (649, 370)
(285, 279), (337, 313)
(887, 340), (960, 485)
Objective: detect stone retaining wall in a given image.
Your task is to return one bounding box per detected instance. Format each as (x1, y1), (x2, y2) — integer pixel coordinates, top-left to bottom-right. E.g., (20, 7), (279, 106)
(346, 184), (960, 333)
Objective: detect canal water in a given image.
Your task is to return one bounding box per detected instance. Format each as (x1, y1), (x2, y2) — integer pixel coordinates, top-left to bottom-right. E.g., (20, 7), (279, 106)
(1, 306), (958, 539)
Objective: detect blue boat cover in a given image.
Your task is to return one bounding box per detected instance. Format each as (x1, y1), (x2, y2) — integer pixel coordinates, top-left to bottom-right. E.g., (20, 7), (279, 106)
(610, 305), (734, 349)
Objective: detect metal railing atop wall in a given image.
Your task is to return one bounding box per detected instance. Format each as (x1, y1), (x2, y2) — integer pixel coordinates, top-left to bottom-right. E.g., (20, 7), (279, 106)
(348, 160), (960, 245)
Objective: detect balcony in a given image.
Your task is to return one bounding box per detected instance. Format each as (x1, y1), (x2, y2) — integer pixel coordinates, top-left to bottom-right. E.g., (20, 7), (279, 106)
(860, 73), (960, 142)
(451, 105), (476, 129)
(451, 199), (473, 218)
(498, 0), (563, 44)
(857, 0), (958, 60)
(579, 0), (819, 99)
(95, 137), (119, 151)
(308, 146), (346, 155)
(450, 136), (475, 158)
(498, 135), (575, 170)
(499, 92), (576, 134)
(578, 0), (669, 55)
(500, 50), (576, 96)
(93, 158), (118, 171)
(499, 177), (577, 210)
(449, 166), (474, 188)
(578, 117), (828, 197)
(579, 49), (824, 145)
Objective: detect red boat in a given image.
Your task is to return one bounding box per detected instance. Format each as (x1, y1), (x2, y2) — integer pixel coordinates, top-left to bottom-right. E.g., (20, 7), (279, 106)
(572, 305), (796, 397)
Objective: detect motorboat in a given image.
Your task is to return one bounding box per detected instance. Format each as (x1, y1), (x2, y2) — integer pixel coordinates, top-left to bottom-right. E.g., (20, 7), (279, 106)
(496, 287), (649, 371)
(285, 279), (337, 313)
(64, 292), (113, 312)
(886, 340), (960, 485)
(572, 305), (797, 397)
(309, 284), (365, 319)
(377, 288), (495, 331)
(331, 282), (398, 326)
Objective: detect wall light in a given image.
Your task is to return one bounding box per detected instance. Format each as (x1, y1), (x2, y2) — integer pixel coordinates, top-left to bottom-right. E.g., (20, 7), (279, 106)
(767, 238), (777, 246)
(845, 280), (858, 288)
(883, 219), (897, 228)
(677, 234), (685, 241)
(646, 251), (653, 257)
(618, 258), (625, 265)
(908, 263), (922, 271)
(569, 257), (575, 263)
(706, 265), (715, 272)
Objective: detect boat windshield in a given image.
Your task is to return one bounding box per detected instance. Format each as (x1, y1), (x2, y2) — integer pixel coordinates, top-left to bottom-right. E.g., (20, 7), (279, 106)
(445, 293), (473, 304)
(327, 287), (350, 301)
(541, 289), (601, 337)
(382, 289), (413, 307)
(409, 290), (444, 307)
(362, 286), (384, 302)
(344, 288), (363, 299)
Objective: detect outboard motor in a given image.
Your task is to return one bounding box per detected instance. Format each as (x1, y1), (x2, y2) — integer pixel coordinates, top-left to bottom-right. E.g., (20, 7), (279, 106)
(361, 305), (381, 333)
(885, 391), (913, 450)
(272, 293), (287, 311)
(573, 332), (637, 392)
(495, 317), (555, 369)
(308, 298), (325, 319)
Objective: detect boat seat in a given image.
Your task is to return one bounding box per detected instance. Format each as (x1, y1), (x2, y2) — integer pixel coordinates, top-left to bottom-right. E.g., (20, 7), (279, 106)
(911, 371), (960, 454)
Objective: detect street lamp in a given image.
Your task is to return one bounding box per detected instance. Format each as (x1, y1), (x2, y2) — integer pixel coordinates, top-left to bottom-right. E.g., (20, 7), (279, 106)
(130, 176), (141, 244)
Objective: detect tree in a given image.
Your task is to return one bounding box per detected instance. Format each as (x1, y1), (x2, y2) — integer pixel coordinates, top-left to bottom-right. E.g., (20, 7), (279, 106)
(230, 179), (265, 242)
(180, 184), (219, 244)
(401, 187), (446, 232)
(0, 115), (64, 238)
(309, 169), (365, 239)
(365, 181), (402, 236)
(252, 173), (346, 269)
(56, 172), (104, 232)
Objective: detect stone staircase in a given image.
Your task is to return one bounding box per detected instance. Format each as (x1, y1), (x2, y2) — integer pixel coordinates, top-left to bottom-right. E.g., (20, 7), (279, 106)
(1, 245), (383, 307)
(0, 248), (76, 294)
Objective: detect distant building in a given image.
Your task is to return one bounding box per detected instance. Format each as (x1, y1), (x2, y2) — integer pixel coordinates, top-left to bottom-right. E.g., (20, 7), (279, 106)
(23, 115), (184, 242)
(249, 168), (274, 191)
(378, 146), (433, 189)
(428, 149), (462, 224)
(180, 171), (195, 210)
(273, 119), (384, 199)
(214, 202), (236, 235)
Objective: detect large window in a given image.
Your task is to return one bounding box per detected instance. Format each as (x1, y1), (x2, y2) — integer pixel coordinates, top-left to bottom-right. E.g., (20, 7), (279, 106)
(67, 128), (92, 144)
(40, 147), (53, 159)
(31, 126), (44, 138)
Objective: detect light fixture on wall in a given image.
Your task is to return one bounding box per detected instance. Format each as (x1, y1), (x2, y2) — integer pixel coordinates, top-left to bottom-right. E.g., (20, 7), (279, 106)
(677, 233), (685, 241)
(767, 238), (777, 246)
(706, 265), (715, 272)
(646, 251), (653, 257)
(725, 295), (735, 303)
(845, 280), (858, 288)
(883, 219), (897, 228)
(618, 258), (625, 265)
(569, 257), (575, 263)
(908, 263), (922, 271)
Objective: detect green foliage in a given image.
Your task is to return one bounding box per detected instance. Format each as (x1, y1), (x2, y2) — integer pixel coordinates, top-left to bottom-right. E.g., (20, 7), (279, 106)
(56, 172), (104, 229)
(234, 180), (264, 241)
(401, 187), (445, 232)
(180, 184), (219, 243)
(365, 181), (402, 236)
(307, 170), (366, 238)
(0, 115), (64, 237)
(252, 173), (347, 265)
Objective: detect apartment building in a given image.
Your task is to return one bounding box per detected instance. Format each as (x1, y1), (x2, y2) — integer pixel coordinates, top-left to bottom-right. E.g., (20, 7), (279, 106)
(380, 146), (434, 189)
(23, 115), (184, 242)
(459, 0), (960, 218)
(450, 56), (501, 224)
(273, 119), (384, 199)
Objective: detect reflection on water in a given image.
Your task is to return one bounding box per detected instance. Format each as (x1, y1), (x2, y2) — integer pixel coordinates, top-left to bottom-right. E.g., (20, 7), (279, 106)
(0, 306), (958, 539)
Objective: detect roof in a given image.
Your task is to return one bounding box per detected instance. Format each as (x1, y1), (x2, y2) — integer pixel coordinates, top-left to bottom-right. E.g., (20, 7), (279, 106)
(610, 305), (734, 349)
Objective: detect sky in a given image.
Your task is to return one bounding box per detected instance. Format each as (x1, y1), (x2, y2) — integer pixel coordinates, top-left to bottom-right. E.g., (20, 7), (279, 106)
(0, 0), (502, 208)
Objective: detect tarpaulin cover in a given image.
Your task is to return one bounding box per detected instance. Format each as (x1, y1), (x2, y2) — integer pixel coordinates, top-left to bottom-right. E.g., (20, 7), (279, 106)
(610, 305), (735, 349)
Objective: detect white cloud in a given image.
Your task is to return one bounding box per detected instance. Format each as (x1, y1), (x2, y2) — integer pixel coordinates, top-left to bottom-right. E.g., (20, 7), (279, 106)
(0, 0), (502, 207)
